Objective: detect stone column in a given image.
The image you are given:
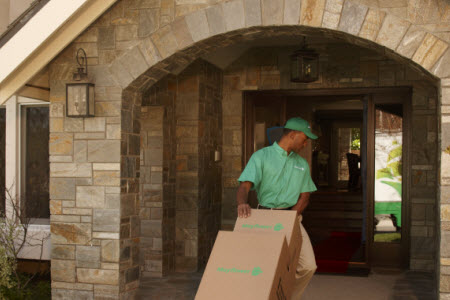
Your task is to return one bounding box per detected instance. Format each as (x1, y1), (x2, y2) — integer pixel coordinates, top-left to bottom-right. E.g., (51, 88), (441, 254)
(49, 48), (122, 299)
(440, 82), (450, 299)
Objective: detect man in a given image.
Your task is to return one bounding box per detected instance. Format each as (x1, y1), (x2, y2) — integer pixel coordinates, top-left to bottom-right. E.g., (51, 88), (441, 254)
(236, 117), (318, 299)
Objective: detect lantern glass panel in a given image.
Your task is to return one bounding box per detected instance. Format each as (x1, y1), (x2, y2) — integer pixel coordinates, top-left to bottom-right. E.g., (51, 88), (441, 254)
(290, 56), (300, 81)
(303, 56), (318, 81)
(67, 84), (87, 116)
(88, 84), (95, 117)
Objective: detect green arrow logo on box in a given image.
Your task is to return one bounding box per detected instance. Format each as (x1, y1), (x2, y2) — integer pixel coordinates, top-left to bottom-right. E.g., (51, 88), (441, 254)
(273, 223), (284, 231)
(251, 267), (263, 276)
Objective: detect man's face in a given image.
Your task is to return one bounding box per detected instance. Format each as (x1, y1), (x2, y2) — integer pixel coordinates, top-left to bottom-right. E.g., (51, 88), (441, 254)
(291, 131), (309, 153)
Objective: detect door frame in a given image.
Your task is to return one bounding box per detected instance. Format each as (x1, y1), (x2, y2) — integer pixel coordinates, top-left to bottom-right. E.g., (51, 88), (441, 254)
(243, 87), (412, 268)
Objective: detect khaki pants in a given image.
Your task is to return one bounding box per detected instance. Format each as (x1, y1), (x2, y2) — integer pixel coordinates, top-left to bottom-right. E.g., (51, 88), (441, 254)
(291, 216), (317, 300)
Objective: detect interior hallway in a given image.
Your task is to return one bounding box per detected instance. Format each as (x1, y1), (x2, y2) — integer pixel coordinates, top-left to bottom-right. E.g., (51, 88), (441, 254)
(136, 269), (435, 299)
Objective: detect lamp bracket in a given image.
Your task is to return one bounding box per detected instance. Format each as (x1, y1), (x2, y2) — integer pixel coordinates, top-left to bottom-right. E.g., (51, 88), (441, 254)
(73, 48), (88, 81)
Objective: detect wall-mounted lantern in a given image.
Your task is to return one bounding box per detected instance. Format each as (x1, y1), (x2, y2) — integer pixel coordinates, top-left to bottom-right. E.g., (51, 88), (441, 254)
(290, 37), (319, 83)
(66, 48), (94, 117)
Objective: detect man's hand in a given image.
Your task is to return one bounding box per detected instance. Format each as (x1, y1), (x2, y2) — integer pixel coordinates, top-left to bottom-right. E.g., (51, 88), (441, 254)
(236, 181), (253, 218)
(238, 203), (251, 218)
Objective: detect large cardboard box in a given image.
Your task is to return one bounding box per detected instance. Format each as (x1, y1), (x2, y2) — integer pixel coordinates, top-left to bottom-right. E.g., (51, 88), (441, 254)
(234, 209), (302, 283)
(195, 231), (291, 300)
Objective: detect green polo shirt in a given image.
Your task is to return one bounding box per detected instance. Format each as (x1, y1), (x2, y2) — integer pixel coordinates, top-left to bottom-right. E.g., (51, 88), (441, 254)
(238, 142), (317, 208)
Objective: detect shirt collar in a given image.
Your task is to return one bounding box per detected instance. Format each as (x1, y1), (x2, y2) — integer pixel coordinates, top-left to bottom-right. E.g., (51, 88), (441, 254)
(272, 142), (294, 157)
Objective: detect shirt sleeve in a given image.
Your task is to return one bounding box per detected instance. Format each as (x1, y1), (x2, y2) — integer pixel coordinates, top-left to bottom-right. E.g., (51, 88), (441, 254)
(300, 162), (317, 193)
(238, 152), (262, 191)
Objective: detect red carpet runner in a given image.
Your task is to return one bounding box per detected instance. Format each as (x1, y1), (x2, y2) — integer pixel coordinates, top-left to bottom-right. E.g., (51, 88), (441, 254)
(313, 232), (362, 273)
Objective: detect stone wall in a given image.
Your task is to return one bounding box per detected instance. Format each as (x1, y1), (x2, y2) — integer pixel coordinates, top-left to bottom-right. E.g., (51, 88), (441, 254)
(45, 0), (450, 298)
(174, 60), (223, 272)
(138, 60), (222, 278)
(140, 76), (177, 278)
(221, 45), (439, 271)
(49, 50), (122, 299)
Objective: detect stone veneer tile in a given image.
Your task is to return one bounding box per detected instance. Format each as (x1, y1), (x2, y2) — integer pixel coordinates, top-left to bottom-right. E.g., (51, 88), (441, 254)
(106, 124), (121, 140)
(442, 205), (450, 221)
(443, 154), (450, 179)
(64, 118), (84, 132)
(119, 46), (150, 79)
(76, 246), (101, 268)
(93, 163), (120, 170)
(151, 25), (179, 59)
(101, 240), (120, 262)
(222, 0), (245, 31)
(94, 284), (120, 298)
(206, 5), (226, 35)
(185, 10), (210, 42)
(284, 0), (301, 24)
(50, 118), (63, 132)
(432, 49), (450, 78)
(376, 14), (410, 50)
(95, 102), (121, 117)
(50, 200), (62, 214)
(84, 118), (106, 132)
(87, 140), (120, 162)
(322, 11), (340, 29)
(93, 209), (120, 232)
(261, 0), (283, 25)
(397, 25), (427, 59)
(49, 155), (73, 163)
(441, 88), (450, 105)
(50, 163), (92, 177)
(138, 8), (160, 37)
(338, 1), (368, 36)
(244, 0), (262, 27)
(98, 26), (115, 50)
(51, 282), (93, 291)
(359, 8), (385, 41)
(171, 17), (194, 50)
(442, 230), (450, 257)
(51, 223), (92, 245)
(93, 171), (120, 186)
(412, 34), (448, 70)
(76, 186), (106, 208)
(51, 245), (75, 260)
(52, 260), (76, 283)
(50, 178), (76, 200)
(300, 0), (325, 27)
(50, 103), (64, 118)
(77, 269), (119, 285)
(325, 0), (344, 14)
(93, 232), (120, 239)
(50, 133), (73, 156)
(74, 140), (87, 163)
(51, 215), (81, 223)
(62, 207), (92, 216)
(109, 58), (134, 89)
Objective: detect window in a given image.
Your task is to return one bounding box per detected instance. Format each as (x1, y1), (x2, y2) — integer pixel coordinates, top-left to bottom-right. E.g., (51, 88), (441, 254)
(21, 106), (49, 220)
(0, 108), (5, 214)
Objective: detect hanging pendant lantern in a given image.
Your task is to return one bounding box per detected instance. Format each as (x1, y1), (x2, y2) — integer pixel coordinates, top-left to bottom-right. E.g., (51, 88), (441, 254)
(290, 37), (319, 83)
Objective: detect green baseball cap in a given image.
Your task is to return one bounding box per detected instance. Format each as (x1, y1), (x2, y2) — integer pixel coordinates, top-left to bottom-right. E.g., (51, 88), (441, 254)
(284, 117), (318, 140)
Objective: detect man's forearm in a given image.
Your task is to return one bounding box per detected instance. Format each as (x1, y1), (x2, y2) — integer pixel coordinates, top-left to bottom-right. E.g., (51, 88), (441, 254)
(236, 184), (250, 205)
(292, 192), (310, 215)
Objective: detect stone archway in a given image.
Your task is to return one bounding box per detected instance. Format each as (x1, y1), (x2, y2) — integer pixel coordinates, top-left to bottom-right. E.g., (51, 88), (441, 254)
(48, 1), (450, 298)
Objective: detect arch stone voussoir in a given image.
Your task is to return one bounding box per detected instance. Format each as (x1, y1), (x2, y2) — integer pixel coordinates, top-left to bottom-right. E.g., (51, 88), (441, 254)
(104, 2), (449, 94)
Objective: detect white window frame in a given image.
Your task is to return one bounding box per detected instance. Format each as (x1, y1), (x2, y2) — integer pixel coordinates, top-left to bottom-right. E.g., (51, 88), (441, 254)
(4, 95), (51, 260)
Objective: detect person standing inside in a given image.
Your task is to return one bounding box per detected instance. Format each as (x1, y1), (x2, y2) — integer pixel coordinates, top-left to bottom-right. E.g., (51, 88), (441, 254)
(236, 117), (318, 299)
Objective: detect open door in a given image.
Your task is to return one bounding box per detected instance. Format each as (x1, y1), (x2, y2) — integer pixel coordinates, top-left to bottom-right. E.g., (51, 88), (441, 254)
(368, 93), (410, 268)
